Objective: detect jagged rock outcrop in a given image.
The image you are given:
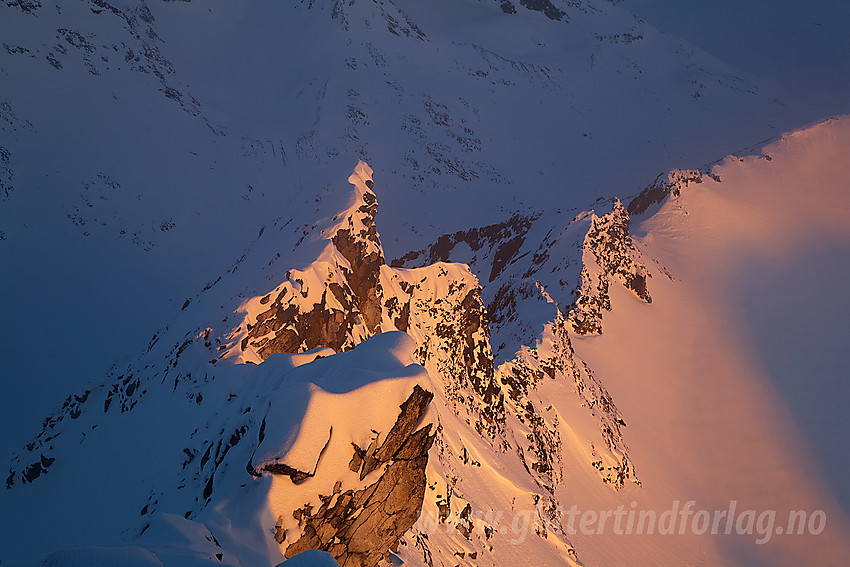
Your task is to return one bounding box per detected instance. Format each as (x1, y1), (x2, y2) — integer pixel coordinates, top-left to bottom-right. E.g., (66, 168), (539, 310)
(331, 181), (383, 334)
(381, 266), (505, 438)
(284, 386), (435, 567)
(5, 162), (644, 567)
(219, 163), (634, 562)
(234, 163), (384, 358)
(498, 314), (637, 490)
(228, 162), (505, 439)
(223, 163), (643, 567)
(568, 199), (652, 335)
(391, 196), (648, 490)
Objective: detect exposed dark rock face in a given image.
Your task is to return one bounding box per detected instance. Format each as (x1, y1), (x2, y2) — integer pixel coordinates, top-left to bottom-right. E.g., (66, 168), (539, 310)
(495, 0), (567, 21)
(233, 173), (507, 439)
(500, 1), (517, 14)
(518, 0), (567, 21)
(374, 386), (433, 461)
(262, 462), (313, 484)
(247, 286), (361, 358)
(391, 195), (647, 489)
(239, 176), (386, 358)
(568, 199), (652, 335)
(285, 386), (435, 567)
(389, 213), (537, 283)
(390, 212), (560, 360)
(330, 188), (384, 334)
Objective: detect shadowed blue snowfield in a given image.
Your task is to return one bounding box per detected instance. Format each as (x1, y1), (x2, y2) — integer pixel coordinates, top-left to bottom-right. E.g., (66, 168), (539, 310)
(736, 245), (850, 520)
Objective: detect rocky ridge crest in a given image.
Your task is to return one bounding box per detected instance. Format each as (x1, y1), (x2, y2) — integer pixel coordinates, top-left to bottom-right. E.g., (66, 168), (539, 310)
(6, 162), (650, 567)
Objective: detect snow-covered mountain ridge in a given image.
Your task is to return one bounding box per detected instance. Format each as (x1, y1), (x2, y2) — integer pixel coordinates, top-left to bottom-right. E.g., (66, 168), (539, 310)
(7, 113), (850, 565)
(5, 158), (644, 565)
(2, 0), (846, 437)
(6, 112), (846, 564)
(2, 0), (850, 565)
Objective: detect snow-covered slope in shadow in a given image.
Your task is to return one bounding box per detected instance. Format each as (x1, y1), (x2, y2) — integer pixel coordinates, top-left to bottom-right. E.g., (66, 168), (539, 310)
(736, 246), (850, 521)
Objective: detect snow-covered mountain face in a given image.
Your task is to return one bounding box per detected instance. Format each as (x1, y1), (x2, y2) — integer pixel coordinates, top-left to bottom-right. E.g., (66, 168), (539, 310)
(3, 0), (848, 438)
(616, 0), (850, 97)
(2, 1), (850, 566)
(2, 160), (635, 566)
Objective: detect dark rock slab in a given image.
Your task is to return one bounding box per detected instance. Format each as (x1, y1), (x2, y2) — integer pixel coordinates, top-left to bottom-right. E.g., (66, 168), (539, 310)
(285, 386), (435, 567)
